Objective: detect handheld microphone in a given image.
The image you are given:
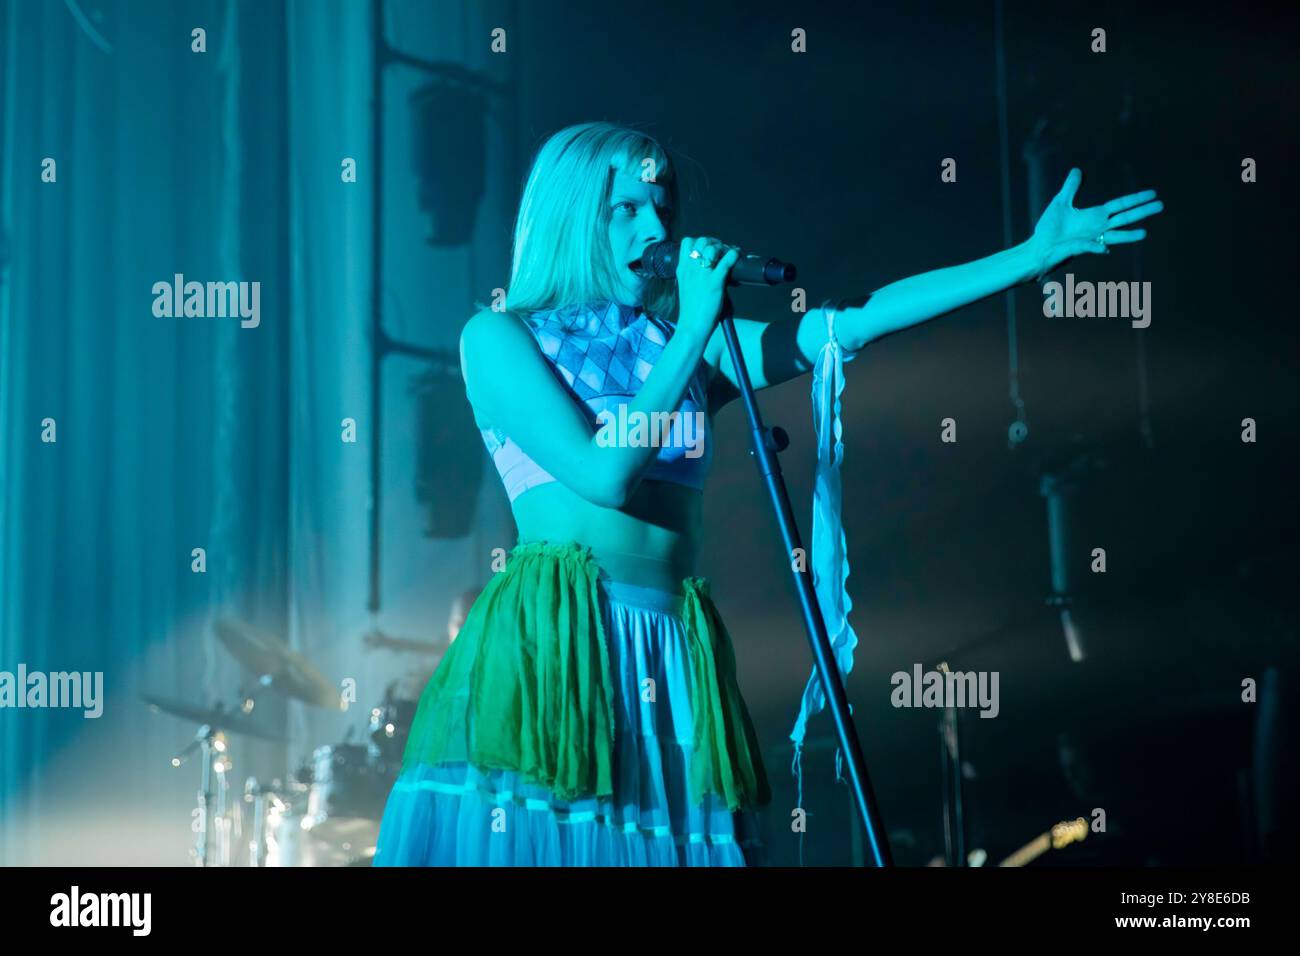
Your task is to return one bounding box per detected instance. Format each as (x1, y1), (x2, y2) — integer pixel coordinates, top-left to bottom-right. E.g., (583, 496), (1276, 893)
(631, 240), (796, 286)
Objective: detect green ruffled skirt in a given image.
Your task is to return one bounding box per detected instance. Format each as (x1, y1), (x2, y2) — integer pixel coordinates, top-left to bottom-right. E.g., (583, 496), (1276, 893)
(374, 540), (771, 865)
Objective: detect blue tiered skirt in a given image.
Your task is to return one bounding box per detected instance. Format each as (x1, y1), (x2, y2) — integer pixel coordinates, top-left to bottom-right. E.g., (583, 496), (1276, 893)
(373, 579), (766, 866)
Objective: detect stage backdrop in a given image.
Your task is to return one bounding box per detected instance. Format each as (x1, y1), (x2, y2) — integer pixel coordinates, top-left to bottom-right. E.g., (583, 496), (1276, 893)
(0, 0), (513, 865)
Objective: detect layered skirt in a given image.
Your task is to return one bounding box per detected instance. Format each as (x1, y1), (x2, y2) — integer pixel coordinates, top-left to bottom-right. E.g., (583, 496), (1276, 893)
(373, 541), (771, 866)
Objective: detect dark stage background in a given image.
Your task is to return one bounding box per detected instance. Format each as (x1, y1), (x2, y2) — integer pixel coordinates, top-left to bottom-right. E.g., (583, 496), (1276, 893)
(1, 0), (1296, 866)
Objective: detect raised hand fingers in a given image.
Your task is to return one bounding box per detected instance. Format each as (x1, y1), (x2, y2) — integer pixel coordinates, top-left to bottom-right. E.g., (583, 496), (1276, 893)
(1106, 199), (1164, 228)
(1099, 228), (1147, 245)
(1059, 168), (1083, 206)
(1103, 189), (1158, 215)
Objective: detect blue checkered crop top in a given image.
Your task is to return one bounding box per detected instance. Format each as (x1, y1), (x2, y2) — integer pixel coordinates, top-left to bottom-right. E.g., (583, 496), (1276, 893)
(478, 299), (713, 503)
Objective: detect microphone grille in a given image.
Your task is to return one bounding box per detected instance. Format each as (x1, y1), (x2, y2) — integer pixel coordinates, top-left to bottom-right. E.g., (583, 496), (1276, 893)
(648, 241), (673, 278)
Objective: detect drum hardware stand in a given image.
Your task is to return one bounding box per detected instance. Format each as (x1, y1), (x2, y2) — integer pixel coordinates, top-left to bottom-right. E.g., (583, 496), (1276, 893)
(718, 290), (892, 867)
(244, 778), (290, 867)
(165, 681), (278, 866)
(246, 778), (269, 867)
(173, 723), (232, 867)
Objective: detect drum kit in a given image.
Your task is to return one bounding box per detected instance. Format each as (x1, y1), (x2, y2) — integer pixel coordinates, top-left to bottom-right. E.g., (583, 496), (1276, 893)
(142, 614), (444, 867)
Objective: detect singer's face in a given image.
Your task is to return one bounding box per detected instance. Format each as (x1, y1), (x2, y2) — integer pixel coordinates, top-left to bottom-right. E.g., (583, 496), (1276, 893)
(607, 166), (671, 307)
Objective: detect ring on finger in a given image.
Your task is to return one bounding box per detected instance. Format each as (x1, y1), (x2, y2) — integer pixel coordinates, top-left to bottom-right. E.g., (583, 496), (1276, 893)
(689, 244), (718, 267)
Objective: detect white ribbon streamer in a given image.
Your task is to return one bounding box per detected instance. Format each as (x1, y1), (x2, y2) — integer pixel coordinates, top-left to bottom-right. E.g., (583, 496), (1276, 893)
(790, 298), (862, 804)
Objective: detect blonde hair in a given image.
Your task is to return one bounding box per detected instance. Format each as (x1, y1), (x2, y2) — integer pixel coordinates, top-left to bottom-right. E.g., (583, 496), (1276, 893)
(499, 122), (681, 325)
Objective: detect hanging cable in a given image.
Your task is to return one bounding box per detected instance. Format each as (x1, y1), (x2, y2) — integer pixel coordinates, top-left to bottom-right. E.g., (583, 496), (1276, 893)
(994, 0), (1028, 448)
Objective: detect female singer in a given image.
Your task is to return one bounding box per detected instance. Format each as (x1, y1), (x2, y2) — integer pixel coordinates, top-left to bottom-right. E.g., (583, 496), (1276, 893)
(373, 121), (1161, 866)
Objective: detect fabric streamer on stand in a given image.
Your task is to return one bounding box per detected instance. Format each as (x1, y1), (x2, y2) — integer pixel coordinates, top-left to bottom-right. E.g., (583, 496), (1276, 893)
(790, 298), (865, 825)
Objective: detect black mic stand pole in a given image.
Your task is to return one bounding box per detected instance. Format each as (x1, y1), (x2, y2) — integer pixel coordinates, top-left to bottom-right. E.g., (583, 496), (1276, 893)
(717, 290), (892, 867)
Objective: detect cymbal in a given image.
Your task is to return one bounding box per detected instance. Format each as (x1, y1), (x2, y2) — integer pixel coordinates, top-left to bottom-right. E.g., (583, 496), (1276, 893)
(141, 693), (286, 742)
(214, 614), (341, 709)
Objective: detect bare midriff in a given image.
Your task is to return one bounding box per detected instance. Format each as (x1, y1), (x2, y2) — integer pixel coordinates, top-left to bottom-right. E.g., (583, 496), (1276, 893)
(510, 479), (703, 595)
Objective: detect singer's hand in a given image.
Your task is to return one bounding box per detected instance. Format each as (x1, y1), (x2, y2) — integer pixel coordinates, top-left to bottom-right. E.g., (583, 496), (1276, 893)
(675, 236), (740, 339)
(1029, 168), (1163, 277)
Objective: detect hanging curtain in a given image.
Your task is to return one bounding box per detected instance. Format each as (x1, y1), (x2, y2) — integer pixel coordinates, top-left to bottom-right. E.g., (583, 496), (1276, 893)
(0, 0), (295, 865)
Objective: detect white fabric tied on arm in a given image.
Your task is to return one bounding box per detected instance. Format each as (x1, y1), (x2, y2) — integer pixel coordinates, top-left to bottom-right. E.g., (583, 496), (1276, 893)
(789, 297), (865, 808)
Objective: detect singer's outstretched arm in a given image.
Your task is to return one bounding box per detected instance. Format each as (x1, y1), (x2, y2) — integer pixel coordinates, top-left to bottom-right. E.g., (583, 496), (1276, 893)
(704, 168), (1162, 410)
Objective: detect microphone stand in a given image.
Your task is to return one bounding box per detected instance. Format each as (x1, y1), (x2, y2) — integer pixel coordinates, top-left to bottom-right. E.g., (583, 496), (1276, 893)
(717, 290), (892, 866)
(938, 662), (967, 867)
